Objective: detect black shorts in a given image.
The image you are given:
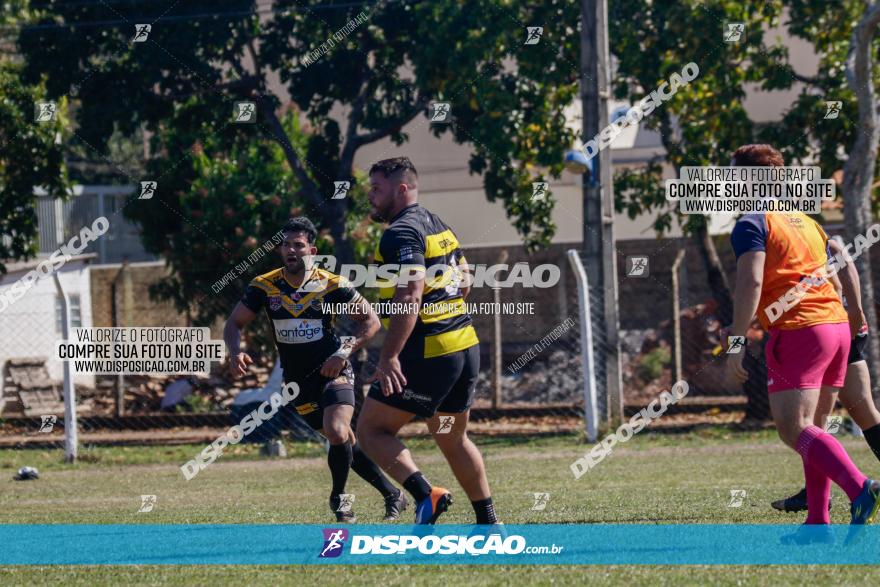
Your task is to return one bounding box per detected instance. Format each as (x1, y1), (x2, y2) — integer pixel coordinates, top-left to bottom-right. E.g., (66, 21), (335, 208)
(285, 364), (355, 430)
(367, 344), (479, 418)
(848, 331), (868, 364)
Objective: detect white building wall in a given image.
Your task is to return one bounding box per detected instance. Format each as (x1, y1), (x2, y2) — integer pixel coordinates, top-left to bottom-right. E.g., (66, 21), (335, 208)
(0, 261), (95, 389)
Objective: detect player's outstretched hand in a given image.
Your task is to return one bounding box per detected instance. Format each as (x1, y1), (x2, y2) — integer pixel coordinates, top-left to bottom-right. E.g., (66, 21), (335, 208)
(320, 355), (347, 379)
(367, 356), (407, 396)
(231, 352), (253, 379)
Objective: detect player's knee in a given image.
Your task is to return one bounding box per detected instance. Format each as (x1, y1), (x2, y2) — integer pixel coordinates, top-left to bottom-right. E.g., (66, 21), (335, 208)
(776, 427), (791, 448)
(433, 428), (466, 449)
(323, 415), (349, 443)
(777, 422), (803, 449)
(325, 425), (348, 445)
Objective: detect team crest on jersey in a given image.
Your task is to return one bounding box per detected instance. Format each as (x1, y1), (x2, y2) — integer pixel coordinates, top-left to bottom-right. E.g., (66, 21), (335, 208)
(310, 298), (323, 311)
(268, 296), (282, 311)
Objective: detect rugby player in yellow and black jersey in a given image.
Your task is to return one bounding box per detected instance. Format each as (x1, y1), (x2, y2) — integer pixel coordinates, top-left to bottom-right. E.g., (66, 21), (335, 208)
(357, 157), (500, 527)
(223, 217), (407, 523)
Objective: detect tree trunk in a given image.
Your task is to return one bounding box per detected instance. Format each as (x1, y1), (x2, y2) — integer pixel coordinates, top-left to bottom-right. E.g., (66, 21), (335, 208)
(843, 2), (880, 394)
(691, 222), (734, 326)
(657, 113), (734, 324)
(324, 200), (356, 267)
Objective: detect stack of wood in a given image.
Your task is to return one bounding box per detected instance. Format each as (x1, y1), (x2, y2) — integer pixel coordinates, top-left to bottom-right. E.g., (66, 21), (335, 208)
(86, 356), (276, 414)
(1, 357), (64, 417)
(0, 353), (279, 417)
(75, 378), (116, 413)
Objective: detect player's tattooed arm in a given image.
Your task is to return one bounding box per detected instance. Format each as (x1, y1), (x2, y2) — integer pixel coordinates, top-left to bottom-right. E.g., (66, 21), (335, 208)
(345, 295), (381, 353)
(320, 296), (379, 378)
(224, 302), (258, 378)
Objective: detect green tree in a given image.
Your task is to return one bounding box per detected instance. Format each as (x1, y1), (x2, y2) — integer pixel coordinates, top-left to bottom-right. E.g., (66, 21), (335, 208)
(131, 102), (377, 351)
(141, 106), (315, 327)
(757, 0), (880, 393)
(610, 0), (786, 327)
(609, 0), (880, 412)
(15, 0), (587, 268)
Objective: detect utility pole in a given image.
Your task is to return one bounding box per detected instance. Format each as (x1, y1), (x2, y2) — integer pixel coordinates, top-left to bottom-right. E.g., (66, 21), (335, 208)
(581, 0), (623, 425)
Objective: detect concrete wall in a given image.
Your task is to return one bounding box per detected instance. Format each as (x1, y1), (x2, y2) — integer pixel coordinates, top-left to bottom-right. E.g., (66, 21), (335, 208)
(0, 260), (94, 387)
(89, 261), (189, 329)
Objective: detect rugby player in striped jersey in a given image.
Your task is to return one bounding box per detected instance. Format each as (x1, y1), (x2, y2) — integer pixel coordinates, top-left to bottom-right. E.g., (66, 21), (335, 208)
(357, 157), (499, 526)
(224, 217), (407, 523)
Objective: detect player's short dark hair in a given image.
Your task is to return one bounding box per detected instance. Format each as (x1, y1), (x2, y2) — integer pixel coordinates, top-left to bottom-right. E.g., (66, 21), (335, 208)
(369, 157), (419, 183)
(281, 217), (317, 244)
(731, 144), (785, 167)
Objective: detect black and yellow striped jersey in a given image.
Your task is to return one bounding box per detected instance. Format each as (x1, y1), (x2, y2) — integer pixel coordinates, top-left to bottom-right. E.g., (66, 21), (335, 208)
(375, 203), (479, 359)
(241, 267), (360, 379)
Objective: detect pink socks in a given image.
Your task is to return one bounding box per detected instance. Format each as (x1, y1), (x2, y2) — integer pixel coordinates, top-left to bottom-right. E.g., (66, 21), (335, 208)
(796, 425), (867, 508)
(802, 458), (831, 524)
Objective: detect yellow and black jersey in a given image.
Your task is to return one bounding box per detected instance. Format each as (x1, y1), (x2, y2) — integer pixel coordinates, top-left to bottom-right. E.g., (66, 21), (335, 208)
(241, 267), (361, 379)
(375, 203), (479, 359)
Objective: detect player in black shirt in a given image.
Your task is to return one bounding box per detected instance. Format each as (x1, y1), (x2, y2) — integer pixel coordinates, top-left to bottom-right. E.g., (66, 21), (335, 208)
(357, 157), (499, 526)
(224, 217), (407, 523)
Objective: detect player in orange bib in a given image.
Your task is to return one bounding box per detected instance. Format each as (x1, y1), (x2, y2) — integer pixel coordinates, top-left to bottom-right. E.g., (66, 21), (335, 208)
(726, 144), (879, 542)
(771, 240), (880, 514)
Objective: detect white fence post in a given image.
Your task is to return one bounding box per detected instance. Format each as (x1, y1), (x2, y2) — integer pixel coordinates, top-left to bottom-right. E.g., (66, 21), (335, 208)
(52, 272), (78, 463)
(671, 248), (686, 384)
(567, 250), (599, 442)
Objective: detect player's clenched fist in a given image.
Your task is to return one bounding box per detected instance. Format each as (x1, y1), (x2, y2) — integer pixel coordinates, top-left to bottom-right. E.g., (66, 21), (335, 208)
(230, 352), (253, 378)
(320, 355), (347, 379)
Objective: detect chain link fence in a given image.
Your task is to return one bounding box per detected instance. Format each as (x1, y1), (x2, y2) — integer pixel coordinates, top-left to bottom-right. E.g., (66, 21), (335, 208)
(0, 229), (782, 459)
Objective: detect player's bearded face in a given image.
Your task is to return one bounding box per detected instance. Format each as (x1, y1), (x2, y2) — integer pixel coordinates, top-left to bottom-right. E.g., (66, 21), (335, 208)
(279, 232), (314, 274)
(368, 174), (395, 222)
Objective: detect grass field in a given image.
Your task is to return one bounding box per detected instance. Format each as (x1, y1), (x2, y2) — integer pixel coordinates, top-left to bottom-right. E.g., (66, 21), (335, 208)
(1, 427), (880, 585)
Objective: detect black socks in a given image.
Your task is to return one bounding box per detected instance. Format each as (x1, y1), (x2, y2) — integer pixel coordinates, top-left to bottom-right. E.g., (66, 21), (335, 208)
(472, 497), (498, 524)
(327, 441), (353, 496)
(863, 424), (880, 464)
(351, 443), (399, 499)
(403, 471), (432, 502)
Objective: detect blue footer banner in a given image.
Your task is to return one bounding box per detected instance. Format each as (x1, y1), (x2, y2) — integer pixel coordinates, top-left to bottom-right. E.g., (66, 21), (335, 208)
(1, 524), (878, 565)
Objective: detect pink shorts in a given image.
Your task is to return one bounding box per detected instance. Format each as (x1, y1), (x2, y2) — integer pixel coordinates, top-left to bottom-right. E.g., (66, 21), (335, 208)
(765, 322), (850, 393)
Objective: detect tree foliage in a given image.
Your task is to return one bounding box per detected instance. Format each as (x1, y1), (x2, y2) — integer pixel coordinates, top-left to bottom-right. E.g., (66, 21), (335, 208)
(0, 3), (68, 272)
(609, 0), (880, 232)
(0, 65), (69, 271)
(609, 0), (785, 233)
(15, 0), (590, 266)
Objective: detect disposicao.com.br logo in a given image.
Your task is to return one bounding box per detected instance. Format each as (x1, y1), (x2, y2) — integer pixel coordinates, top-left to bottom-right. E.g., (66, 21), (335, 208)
(319, 528), (349, 558)
(318, 529), (563, 558)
